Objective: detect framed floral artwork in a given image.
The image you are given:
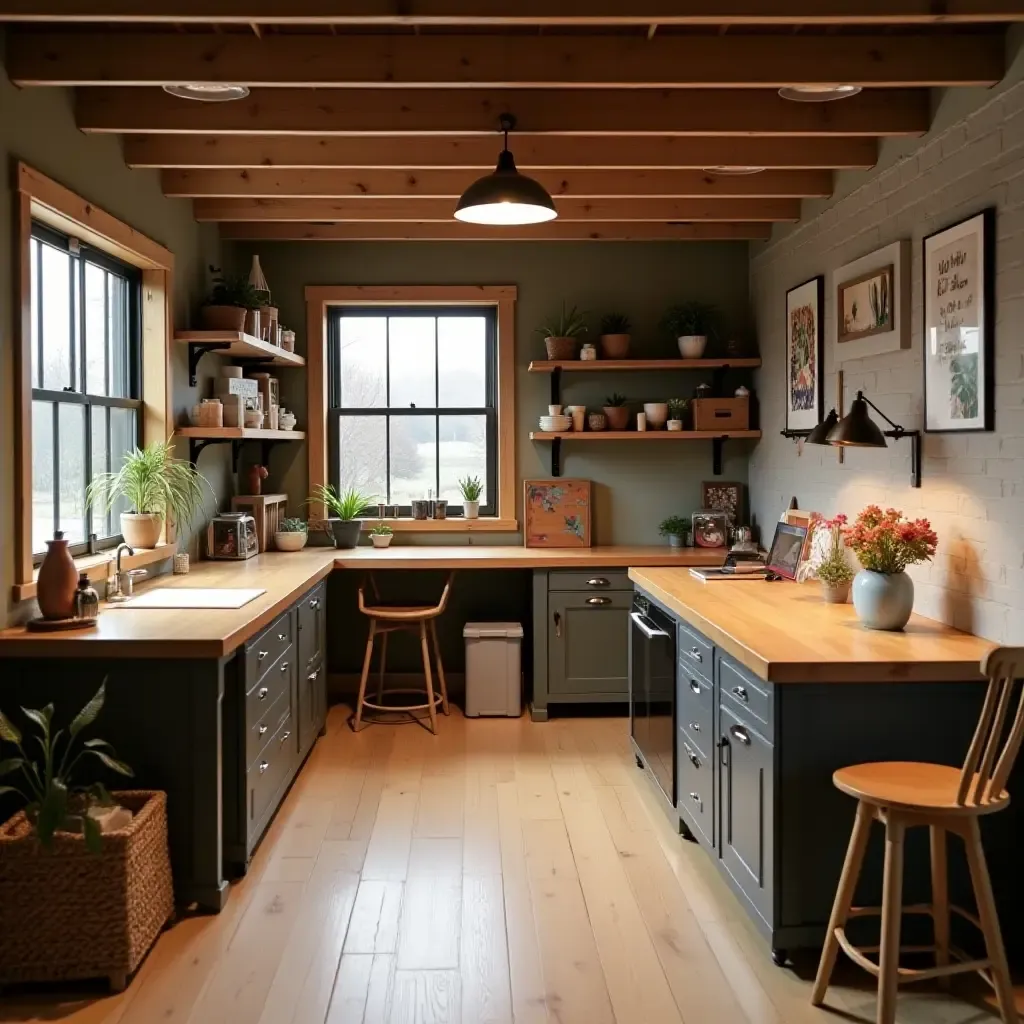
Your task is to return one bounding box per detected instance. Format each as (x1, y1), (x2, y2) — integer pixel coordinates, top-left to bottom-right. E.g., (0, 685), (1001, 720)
(701, 481), (743, 524)
(923, 208), (995, 433)
(785, 275), (825, 432)
(523, 479), (592, 548)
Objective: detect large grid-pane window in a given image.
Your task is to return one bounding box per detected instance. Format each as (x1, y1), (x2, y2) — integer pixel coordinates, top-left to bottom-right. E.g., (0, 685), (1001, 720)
(30, 222), (142, 560)
(327, 307), (497, 516)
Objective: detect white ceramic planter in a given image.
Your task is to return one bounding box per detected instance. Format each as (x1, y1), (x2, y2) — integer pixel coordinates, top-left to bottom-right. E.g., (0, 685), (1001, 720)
(852, 569), (914, 630)
(677, 335), (708, 359)
(371, 533), (393, 548)
(666, 419), (683, 432)
(274, 531), (308, 552)
(120, 513), (163, 549)
(643, 403), (669, 429)
(463, 500), (480, 519)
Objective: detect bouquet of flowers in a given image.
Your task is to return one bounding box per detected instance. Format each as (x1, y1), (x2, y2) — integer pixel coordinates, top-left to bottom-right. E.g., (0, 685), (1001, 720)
(847, 505), (938, 574)
(810, 513), (855, 587)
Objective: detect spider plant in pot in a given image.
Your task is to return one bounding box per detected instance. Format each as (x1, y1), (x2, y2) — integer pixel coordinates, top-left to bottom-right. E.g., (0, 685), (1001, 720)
(659, 515), (690, 549)
(309, 484), (375, 549)
(370, 522), (394, 549)
(201, 266), (267, 333)
(273, 517), (308, 552)
(663, 301), (719, 359)
(0, 681), (133, 852)
(536, 302), (588, 361)
(599, 312), (632, 359)
(602, 392), (630, 431)
(667, 398), (690, 431)
(459, 475), (483, 519)
(86, 439), (210, 550)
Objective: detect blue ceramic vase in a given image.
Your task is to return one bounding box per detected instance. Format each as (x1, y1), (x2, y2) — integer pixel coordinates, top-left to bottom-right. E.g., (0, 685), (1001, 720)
(852, 569), (914, 631)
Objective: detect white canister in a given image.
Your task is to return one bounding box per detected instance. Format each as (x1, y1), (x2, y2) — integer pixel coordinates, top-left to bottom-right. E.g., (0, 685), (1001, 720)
(221, 365), (243, 379)
(548, 404), (563, 416)
(636, 412), (647, 432)
(580, 343), (597, 361)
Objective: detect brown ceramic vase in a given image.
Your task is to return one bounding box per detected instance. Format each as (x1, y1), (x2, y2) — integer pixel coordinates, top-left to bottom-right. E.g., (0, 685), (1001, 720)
(37, 531), (79, 620)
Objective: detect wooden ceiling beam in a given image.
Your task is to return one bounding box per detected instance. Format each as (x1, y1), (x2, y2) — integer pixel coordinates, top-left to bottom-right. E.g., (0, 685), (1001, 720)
(3, 1), (1023, 24)
(77, 87), (929, 136)
(191, 196), (801, 221)
(218, 220), (774, 241)
(8, 31), (1004, 88)
(125, 134), (879, 170)
(161, 167), (834, 199)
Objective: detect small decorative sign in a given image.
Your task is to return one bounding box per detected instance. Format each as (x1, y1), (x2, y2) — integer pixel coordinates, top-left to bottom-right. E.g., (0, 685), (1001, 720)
(523, 479), (592, 548)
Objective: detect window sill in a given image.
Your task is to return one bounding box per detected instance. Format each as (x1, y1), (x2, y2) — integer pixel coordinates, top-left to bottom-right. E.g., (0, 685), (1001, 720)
(13, 543), (176, 604)
(360, 518), (518, 533)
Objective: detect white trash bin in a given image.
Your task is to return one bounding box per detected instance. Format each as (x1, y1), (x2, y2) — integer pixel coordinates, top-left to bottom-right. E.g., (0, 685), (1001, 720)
(463, 622), (524, 717)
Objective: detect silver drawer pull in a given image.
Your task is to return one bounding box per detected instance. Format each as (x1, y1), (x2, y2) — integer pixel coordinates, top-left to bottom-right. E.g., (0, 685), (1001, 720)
(280, 661), (289, 673)
(689, 721), (701, 732)
(259, 760), (270, 774)
(689, 679), (700, 695)
(586, 596), (611, 606)
(730, 725), (751, 746)
(310, 598), (320, 609)
(732, 685), (749, 702)
(258, 724), (268, 736)
(280, 730), (291, 745)
(689, 791), (701, 803)
(586, 577), (609, 587)
(683, 743), (701, 769)
(278, 632), (287, 642)
(258, 686), (269, 701)
(258, 650), (268, 662)
(688, 646), (703, 663)
(308, 669), (319, 682)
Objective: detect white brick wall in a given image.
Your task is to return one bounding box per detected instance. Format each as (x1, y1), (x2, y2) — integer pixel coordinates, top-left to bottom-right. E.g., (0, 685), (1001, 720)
(750, 52), (1024, 644)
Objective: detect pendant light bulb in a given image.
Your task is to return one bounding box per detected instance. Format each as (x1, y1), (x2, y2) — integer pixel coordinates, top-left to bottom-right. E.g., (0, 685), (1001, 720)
(454, 114), (557, 226)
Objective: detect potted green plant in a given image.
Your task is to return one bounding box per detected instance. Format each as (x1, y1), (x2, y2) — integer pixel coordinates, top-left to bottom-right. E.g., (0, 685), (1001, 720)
(0, 682), (174, 990)
(536, 302), (588, 360)
(201, 266), (266, 333)
(86, 439), (210, 550)
(667, 398), (690, 431)
(370, 522), (394, 549)
(659, 515), (690, 549)
(602, 392), (630, 431)
(599, 312), (632, 359)
(309, 484), (375, 549)
(273, 517), (308, 552)
(459, 475), (483, 519)
(663, 301), (719, 359)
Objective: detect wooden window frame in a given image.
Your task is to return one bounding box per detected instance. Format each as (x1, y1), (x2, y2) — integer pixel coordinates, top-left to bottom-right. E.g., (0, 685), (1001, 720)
(13, 162), (176, 602)
(305, 285), (517, 533)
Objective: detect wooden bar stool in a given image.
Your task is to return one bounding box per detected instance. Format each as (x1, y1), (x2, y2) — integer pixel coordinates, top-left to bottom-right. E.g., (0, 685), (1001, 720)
(352, 572), (452, 734)
(813, 646), (1024, 1024)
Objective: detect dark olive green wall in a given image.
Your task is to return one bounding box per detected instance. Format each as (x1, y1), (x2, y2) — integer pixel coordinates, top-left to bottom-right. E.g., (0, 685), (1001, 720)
(227, 239), (755, 544)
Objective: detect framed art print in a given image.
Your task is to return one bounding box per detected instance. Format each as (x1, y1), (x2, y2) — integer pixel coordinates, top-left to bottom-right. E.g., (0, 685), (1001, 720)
(832, 239), (911, 361)
(523, 479), (591, 548)
(785, 276), (825, 432)
(765, 522), (809, 581)
(923, 209), (995, 433)
(701, 481), (743, 524)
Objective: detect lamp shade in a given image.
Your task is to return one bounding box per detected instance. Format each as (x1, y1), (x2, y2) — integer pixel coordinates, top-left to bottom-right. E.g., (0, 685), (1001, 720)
(454, 149), (557, 226)
(805, 409), (838, 446)
(827, 392), (888, 447)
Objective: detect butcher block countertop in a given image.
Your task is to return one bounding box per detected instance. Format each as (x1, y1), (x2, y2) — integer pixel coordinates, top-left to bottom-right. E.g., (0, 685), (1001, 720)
(0, 545), (722, 660)
(630, 567), (993, 684)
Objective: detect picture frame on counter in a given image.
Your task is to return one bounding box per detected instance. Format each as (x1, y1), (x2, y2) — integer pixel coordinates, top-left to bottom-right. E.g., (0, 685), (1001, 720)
(923, 208), (995, 433)
(832, 239), (911, 361)
(701, 481), (743, 525)
(766, 522), (809, 581)
(784, 275), (825, 432)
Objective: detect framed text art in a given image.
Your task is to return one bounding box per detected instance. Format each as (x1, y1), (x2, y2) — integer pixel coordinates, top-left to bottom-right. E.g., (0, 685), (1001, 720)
(785, 276), (825, 433)
(523, 479), (592, 548)
(832, 239), (911, 361)
(923, 209), (995, 433)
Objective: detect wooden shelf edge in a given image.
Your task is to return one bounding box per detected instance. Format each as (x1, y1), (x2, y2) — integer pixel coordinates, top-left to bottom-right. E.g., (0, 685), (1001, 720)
(176, 427), (306, 441)
(528, 358), (761, 373)
(358, 517), (519, 533)
(173, 330), (306, 368)
(529, 430), (761, 440)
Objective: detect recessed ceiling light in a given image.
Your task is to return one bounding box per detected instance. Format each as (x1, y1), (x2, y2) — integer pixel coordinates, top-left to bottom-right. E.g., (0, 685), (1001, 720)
(163, 83), (251, 102)
(778, 85), (862, 102)
(702, 166), (767, 175)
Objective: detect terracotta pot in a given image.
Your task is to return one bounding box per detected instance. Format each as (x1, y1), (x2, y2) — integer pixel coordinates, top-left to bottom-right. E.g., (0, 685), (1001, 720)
(200, 305), (246, 332)
(37, 532), (79, 620)
(274, 531), (308, 552)
(821, 581), (851, 604)
(120, 513), (163, 549)
(603, 406), (630, 431)
(599, 334), (631, 359)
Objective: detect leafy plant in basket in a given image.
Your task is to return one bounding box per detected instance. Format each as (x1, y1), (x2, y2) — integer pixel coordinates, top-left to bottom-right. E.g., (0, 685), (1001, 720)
(0, 681), (132, 853)
(207, 266), (267, 311)
(536, 302), (588, 360)
(309, 484), (376, 550)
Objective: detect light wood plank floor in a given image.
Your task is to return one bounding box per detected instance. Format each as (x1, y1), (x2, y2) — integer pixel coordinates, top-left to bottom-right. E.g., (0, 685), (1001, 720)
(0, 707), (1009, 1024)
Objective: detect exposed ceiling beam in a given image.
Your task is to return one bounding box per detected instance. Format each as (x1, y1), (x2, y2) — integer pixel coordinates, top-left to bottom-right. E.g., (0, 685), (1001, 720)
(124, 134), (879, 170)
(191, 196), (801, 221)
(161, 167), (834, 199)
(8, 31), (1004, 88)
(218, 220), (774, 241)
(3, 1), (1023, 24)
(77, 87), (930, 136)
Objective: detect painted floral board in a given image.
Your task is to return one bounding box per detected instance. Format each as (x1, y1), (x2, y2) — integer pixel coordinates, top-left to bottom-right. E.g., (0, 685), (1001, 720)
(838, 264), (893, 344)
(701, 481), (743, 523)
(923, 209), (995, 433)
(523, 479), (592, 548)
(784, 276), (824, 432)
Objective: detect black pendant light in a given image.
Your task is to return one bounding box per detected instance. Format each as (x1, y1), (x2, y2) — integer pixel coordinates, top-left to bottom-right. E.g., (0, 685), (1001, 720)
(455, 114), (557, 226)
(805, 408), (839, 446)
(827, 391), (888, 447)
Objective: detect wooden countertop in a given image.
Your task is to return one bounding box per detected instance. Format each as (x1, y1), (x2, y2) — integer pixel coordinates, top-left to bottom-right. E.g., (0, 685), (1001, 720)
(0, 545), (722, 660)
(630, 567), (993, 684)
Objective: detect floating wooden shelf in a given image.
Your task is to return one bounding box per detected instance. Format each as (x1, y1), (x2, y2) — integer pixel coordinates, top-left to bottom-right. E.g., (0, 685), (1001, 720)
(528, 358), (761, 373)
(529, 430), (761, 441)
(175, 330), (305, 385)
(177, 427), (305, 441)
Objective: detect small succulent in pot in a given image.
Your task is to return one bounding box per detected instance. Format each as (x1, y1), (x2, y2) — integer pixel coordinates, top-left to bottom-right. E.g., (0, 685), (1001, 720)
(536, 302), (588, 360)
(659, 515), (690, 549)
(370, 521), (394, 549)
(459, 475), (483, 519)
(309, 484), (376, 549)
(667, 397), (690, 430)
(663, 301), (720, 359)
(603, 391), (630, 431)
(598, 313), (632, 359)
(274, 517), (309, 552)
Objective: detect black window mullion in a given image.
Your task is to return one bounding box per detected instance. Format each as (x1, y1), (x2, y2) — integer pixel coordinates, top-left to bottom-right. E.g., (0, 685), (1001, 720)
(35, 239), (43, 390)
(105, 405), (113, 538)
(104, 268), (111, 398)
(385, 316), (392, 505)
(84, 400), (93, 543)
(51, 401), (60, 539)
(434, 315), (440, 502)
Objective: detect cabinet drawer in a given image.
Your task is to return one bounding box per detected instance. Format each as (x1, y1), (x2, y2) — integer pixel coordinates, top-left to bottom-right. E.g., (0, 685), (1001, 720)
(245, 645), (293, 728)
(678, 669), (713, 757)
(677, 725), (714, 848)
(245, 611), (293, 685)
(247, 687), (290, 768)
(677, 620), (713, 682)
(719, 655), (772, 733)
(549, 570), (632, 592)
(248, 712), (294, 839)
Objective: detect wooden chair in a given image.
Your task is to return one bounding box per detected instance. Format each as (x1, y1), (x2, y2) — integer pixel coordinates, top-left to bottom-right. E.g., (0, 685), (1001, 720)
(812, 646), (1024, 1024)
(352, 572), (452, 734)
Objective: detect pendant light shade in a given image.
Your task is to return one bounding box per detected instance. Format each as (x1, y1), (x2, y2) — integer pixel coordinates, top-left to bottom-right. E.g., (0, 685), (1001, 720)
(805, 408), (839, 446)
(455, 114), (557, 226)
(827, 392), (888, 447)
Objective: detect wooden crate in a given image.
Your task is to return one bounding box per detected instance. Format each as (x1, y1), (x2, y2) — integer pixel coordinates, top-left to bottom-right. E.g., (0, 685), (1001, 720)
(693, 396), (750, 431)
(231, 493), (288, 552)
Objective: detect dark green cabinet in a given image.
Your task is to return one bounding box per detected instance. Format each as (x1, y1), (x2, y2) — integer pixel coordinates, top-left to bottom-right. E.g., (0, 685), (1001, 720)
(296, 581), (327, 757)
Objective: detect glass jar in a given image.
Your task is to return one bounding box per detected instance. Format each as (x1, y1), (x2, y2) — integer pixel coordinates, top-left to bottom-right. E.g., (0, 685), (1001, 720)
(74, 572), (100, 621)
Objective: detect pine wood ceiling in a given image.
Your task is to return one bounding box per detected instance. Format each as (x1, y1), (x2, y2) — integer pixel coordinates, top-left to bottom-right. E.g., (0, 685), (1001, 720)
(4, 2), (1021, 242)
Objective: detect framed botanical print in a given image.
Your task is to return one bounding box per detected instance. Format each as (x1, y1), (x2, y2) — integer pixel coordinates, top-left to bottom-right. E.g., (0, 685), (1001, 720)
(923, 209), (995, 433)
(523, 479), (591, 548)
(785, 276), (825, 432)
(832, 239), (911, 361)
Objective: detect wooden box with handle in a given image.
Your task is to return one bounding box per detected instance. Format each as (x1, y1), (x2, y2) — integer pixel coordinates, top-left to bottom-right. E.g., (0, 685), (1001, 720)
(693, 396), (750, 431)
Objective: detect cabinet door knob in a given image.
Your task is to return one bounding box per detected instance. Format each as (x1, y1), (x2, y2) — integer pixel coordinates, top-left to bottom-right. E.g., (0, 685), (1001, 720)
(586, 596), (611, 606)
(278, 632), (287, 642)
(258, 650), (268, 662)
(259, 760), (270, 774)
(258, 686), (269, 701)
(730, 725), (752, 746)
(280, 730), (291, 745)
(689, 791), (701, 804)
(586, 577), (609, 587)
(688, 646), (703, 663)
(280, 661), (289, 673)
(732, 685), (749, 702)
(553, 611), (561, 639)
(310, 599), (320, 609)
(683, 743), (701, 770)
(689, 721), (701, 732)
(689, 679), (701, 695)
(308, 669), (319, 682)
(258, 724), (268, 736)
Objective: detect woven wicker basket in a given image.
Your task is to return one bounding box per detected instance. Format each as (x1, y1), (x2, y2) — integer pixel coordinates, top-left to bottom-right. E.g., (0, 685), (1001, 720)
(544, 335), (579, 360)
(0, 790), (174, 991)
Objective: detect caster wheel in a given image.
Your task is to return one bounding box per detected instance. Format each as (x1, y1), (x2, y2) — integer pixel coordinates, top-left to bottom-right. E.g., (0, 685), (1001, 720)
(635, 753), (644, 769)
(771, 948), (789, 968)
(678, 820), (698, 844)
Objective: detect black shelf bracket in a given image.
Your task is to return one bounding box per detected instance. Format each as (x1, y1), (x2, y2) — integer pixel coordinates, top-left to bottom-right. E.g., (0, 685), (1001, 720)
(780, 429), (811, 442)
(188, 436), (239, 470)
(187, 342), (230, 387)
(712, 437), (724, 476)
(259, 439), (289, 467)
(550, 436), (562, 478)
(549, 366), (562, 408)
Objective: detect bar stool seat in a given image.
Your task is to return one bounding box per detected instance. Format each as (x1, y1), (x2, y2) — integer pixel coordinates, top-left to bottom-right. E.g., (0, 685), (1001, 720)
(834, 762), (1010, 815)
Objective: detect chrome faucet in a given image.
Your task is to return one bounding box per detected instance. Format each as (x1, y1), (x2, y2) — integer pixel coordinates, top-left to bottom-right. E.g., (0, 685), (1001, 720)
(107, 543), (136, 602)
(116, 542), (134, 573)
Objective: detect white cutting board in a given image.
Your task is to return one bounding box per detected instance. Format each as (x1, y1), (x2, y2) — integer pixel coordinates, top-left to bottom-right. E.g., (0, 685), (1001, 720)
(114, 588), (266, 610)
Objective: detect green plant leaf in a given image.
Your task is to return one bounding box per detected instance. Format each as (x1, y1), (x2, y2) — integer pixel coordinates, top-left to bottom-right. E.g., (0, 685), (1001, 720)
(0, 757), (25, 777)
(83, 738), (115, 750)
(20, 704), (53, 735)
(69, 682), (107, 738)
(0, 785), (22, 798)
(87, 781), (115, 806)
(0, 710), (22, 745)
(36, 779), (68, 849)
(82, 813), (103, 854)
(86, 749), (134, 777)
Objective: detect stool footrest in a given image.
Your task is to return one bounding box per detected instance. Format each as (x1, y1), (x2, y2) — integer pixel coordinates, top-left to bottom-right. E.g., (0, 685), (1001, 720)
(834, 927), (993, 986)
(361, 687), (445, 714)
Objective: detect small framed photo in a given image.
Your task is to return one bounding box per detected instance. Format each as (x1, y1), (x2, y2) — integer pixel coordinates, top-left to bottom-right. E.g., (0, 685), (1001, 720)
(785, 275), (825, 432)
(782, 507), (816, 562)
(523, 479), (592, 548)
(701, 481), (743, 524)
(692, 510), (729, 549)
(766, 522), (809, 581)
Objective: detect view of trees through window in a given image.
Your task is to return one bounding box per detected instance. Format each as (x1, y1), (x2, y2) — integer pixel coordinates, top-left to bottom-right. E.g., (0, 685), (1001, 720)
(328, 309), (497, 514)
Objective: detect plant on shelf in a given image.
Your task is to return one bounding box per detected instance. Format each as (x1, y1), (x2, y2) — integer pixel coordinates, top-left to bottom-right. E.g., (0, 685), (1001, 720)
(599, 313), (632, 359)
(309, 484), (376, 550)
(459, 475), (484, 520)
(659, 515), (690, 549)
(667, 397), (690, 430)
(536, 302), (588, 360)
(370, 521), (394, 549)
(602, 391), (630, 431)
(662, 301), (720, 359)
(273, 517), (308, 552)
(810, 514), (855, 604)
(201, 266), (267, 331)
(0, 681), (133, 853)
(86, 439), (211, 550)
